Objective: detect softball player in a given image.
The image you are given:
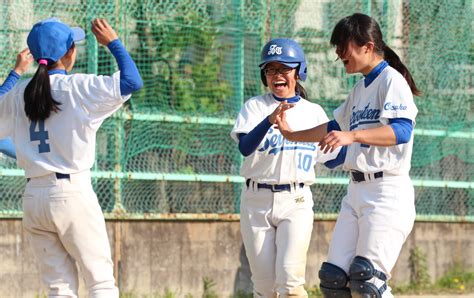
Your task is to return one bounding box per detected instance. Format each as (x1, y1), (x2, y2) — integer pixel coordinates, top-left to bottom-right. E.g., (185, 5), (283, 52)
(231, 38), (339, 297)
(0, 17), (142, 297)
(276, 13), (420, 298)
(0, 48), (34, 159)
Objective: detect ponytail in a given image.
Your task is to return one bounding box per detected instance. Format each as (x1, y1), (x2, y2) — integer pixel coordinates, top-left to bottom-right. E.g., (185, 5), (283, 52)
(296, 82), (308, 99)
(383, 44), (421, 96)
(24, 61), (61, 121)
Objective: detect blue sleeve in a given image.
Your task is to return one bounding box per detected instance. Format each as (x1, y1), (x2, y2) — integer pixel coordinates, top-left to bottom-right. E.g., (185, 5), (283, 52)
(324, 119), (346, 168)
(0, 71), (20, 96)
(238, 117), (272, 156)
(324, 146), (347, 169)
(327, 119), (341, 132)
(0, 138), (16, 159)
(389, 118), (413, 144)
(107, 39), (144, 96)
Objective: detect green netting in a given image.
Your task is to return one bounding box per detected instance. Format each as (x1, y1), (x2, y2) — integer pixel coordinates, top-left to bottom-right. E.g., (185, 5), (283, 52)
(0, 0), (472, 220)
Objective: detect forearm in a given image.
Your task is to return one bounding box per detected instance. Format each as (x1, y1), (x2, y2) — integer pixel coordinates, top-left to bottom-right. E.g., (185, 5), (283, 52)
(0, 71), (20, 96)
(353, 125), (397, 146)
(285, 122), (328, 142)
(107, 39), (143, 95)
(238, 116), (272, 156)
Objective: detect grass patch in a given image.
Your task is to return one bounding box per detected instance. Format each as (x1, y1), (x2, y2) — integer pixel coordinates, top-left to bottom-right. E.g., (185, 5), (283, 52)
(393, 263), (474, 295)
(392, 246), (474, 295)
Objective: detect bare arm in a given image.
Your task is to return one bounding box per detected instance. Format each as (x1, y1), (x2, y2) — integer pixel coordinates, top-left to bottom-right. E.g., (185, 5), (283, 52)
(319, 125), (397, 153)
(275, 109), (329, 142)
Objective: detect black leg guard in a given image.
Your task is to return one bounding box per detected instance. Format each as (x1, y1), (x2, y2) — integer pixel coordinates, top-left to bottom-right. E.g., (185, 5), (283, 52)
(318, 262), (352, 298)
(350, 280), (384, 298)
(349, 256), (387, 298)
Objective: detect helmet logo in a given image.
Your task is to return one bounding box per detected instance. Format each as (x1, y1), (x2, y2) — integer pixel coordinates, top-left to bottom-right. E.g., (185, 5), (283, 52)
(267, 44), (282, 55)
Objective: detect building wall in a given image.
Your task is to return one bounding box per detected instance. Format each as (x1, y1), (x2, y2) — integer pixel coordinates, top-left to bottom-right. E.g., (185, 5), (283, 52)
(0, 219), (472, 297)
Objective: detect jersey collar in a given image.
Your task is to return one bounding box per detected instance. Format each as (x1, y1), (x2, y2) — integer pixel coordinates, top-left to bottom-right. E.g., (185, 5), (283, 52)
(48, 69), (67, 75)
(272, 92), (300, 103)
(364, 60), (388, 87)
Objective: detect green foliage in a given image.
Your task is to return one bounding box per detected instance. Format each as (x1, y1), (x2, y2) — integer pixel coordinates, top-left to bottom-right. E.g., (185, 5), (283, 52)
(306, 285), (322, 297)
(435, 262), (474, 294)
(393, 246), (474, 295)
(132, 1), (232, 114)
(202, 276), (218, 298)
(408, 245), (431, 290)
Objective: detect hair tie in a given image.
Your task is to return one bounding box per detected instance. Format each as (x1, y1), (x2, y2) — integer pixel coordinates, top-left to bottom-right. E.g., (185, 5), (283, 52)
(38, 59), (48, 66)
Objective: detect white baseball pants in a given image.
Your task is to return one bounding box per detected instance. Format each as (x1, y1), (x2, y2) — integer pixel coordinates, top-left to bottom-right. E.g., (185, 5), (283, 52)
(22, 171), (118, 298)
(240, 183), (314, 297)
(327, 175), (416, 298)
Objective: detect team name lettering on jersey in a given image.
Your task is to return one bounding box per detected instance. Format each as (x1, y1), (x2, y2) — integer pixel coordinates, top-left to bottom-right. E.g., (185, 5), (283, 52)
(350, 103), (381, 130)
(268, 45), (283, 55)
(384, 102), (407, 111)
(257, 127), (316, 155)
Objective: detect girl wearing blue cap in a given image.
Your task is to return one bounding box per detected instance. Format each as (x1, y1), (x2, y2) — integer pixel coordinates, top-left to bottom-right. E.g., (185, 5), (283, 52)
(0, 18), (142, 297)
(231, 38), (339, 297)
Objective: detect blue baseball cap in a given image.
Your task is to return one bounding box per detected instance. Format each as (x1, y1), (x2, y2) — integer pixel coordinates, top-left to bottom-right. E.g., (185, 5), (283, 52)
(27, 17), (85, 63)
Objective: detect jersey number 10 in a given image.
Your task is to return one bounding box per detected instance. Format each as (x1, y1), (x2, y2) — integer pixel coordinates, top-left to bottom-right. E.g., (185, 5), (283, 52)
(297, 153), (312, 172)
(30, 120), (50, 153)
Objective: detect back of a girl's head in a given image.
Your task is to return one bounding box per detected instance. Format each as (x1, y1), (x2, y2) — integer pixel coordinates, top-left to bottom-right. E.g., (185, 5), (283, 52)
(24, 18), (85, 121)
(27, 18), (85, 66)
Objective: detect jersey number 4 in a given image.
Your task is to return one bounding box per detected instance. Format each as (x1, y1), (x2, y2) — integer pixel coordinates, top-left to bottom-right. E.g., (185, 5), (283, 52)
(30, 120), (50, 153)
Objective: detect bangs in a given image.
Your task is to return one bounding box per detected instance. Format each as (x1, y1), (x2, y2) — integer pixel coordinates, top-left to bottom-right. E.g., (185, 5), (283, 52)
(330, 17), (352, 56)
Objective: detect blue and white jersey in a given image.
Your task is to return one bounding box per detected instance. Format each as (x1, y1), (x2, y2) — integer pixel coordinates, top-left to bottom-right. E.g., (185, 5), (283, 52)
(333, 65), (418, 175)
(231, 93), (338, 185)
(0, 72), (130, 178)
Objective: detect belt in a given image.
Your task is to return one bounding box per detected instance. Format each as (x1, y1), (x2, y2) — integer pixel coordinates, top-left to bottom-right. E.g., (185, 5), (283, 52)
(246, 179), (305, 192)
(27, 173), (70, 182)
(351, 170), (383, 183)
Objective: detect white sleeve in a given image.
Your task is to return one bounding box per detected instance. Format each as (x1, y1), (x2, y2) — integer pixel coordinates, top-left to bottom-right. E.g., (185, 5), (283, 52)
(230, 98), (266, 143)
(333, 93), (352, 131)
(72, 72), (131, 120)
(379, 74), (418, 124)
(0, 90), (15, 139)
(313, 104), (341, 163)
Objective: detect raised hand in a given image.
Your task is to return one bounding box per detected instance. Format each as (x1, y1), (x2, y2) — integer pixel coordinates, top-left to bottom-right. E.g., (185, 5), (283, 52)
(274, 108), (293, 139)
(14, 48), (34, 75)
(268, 100), (294, 124)
(91, 18), (119, 46)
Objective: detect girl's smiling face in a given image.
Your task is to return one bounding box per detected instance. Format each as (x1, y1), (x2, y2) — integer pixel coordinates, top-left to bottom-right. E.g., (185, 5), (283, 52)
(264, 62), (298, 98)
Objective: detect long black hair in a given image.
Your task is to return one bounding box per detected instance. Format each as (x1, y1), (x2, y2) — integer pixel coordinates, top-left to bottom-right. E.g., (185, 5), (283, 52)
(330, 13), (420, 96)
(23, 42), (76, 121)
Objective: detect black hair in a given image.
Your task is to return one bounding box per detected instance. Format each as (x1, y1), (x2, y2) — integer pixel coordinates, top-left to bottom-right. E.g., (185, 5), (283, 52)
(23, 43), (77, 121)
(330, 13), (420, 96)
(296, 81), (308, 99)
(24, 62), (61, 121)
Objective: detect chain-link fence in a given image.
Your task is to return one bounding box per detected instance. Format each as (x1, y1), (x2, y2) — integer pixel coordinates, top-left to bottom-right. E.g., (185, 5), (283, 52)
(0, 0), (472, 220)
